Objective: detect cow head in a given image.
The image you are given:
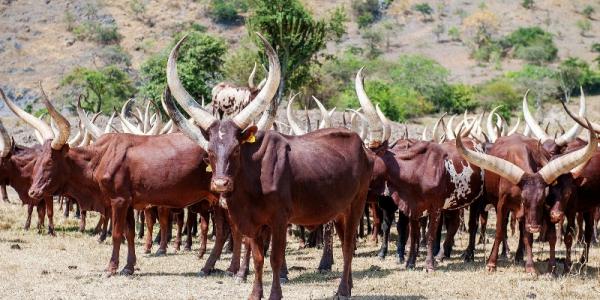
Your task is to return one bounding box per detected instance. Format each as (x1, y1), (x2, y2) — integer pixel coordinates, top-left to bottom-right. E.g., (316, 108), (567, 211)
(456, 123), (597, 233)
(25, 85), (71, 199)
(164, 33), (280, 194)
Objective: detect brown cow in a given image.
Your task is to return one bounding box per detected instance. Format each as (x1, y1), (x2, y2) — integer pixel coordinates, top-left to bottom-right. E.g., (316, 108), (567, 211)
(166, 33), (373, 299)
(0, 89), (56, 235)
(25, 93), (248, 276)
(456, 125), (597, 273)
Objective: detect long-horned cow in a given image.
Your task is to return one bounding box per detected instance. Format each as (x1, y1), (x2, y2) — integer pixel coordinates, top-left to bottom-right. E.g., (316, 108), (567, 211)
(456, 122), (597, 273)
(166, 33), (373, 299)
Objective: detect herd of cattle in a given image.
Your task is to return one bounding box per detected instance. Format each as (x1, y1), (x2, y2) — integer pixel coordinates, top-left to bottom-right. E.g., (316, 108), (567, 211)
(1, 33), (600, 299)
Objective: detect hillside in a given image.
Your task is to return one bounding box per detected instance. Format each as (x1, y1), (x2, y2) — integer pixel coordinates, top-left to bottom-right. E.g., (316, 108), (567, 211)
(1, 0), (599, 120)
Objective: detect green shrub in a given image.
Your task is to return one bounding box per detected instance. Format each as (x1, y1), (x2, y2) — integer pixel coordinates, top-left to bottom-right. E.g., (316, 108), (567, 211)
(72, 21), (122, 45)
(476, 79), (520, 120)
(576, 19), (592, 36)
(503, 26), (557, 64)
(139, 30), (227, 102)
(472, 41), (502, 62)
(61, 65), (136, 113)
(98, 45), (131, 67)
(521, 0), (534, 9)
(448, 26), (461, 41)
(389, 54), (450, 111)
(334, 79), (432, 122)
(444, 84), (478, 113)
(413, 3), (433, 21)
(352, 0), (380, 28)
(558, 57), (600, 95)
(209, 0), (243, 24)
(582, 5), (594, 19)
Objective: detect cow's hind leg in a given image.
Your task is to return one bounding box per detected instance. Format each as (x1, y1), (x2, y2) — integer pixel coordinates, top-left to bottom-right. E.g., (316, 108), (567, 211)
(268, 221), (287, 300)
(121, 207), (137, 275)
(107, 202), (127, 276)
(317, 221), (334, 272)
(425, 209), (442, 271)
(156, 207), (170, 256)
(45, 196), (55, 236)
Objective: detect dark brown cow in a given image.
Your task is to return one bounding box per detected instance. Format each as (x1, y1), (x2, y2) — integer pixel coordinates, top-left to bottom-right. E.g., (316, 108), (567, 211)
(0, 89), (56, 235)
(456, 127), (597, 273)
(166, 33), (373, 299)
(374, 136), (484, 270)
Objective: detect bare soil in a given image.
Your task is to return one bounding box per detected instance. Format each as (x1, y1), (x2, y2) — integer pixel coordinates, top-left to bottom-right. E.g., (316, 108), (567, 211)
(0, 187), (599, 299)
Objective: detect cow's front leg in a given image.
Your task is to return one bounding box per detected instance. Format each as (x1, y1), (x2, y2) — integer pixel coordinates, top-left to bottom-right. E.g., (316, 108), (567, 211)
(122, 207), (137, 275)
(425, 209), (441, 271)
(268, 223), (287, 300)
(107, 202), (127, 276)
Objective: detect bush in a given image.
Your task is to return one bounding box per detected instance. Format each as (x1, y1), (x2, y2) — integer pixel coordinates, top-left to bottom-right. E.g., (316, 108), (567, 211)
(352, 0), (380, 28)
(389, 54), (450, 111)
(139, 30), (227, 102)
(448, 26), (461, 41)
(582, 5), (594, 19)
(521, 0), (534, 9)
(73, 21), (122, 45)
(98, 45), (132, 67)
(61, 65), (136, 113)
(557, 57), (600, 95)
(444, 84), (478, 113)
(413, 3), (433, 21)
(208, 0), (246, 24)
(476, 79), (520, 120)
(505, 64), (559, 104)
(503, 27), (557, 64)
(334, 79), (432, 122)
(576, 19), (592, 36)
(472, 41), (502, 62)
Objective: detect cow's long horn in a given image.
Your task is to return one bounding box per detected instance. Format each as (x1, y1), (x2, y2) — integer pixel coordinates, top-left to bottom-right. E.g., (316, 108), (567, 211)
(375, 104), (391, 142)
(232, 33), (280, 130)
(538, 119), (598, 184)
(119, 99), (144, 135)
(159, 120), (173, 135)
(104, 112), (115, 134)
(39, 83), (70, 150)
(248, 62), (257, 89)
(313, 96), (331, 129)
(0, 119), (11, 157)
(0, 88), (54, 141)
(432, 113), (447, 143)
(143, 101), (151, 133)
(507, 116), (521, 136)
(460, 115), (477, 137)
(486, 106), (502, 142)
(286, 93), (305, 135)
(456, 129), (525, 185)
(162, 88), (208, 149)
(347, 108), (368, 140)
(446, 115), (457, 140)
(523, 90), (551, 142)
(561, 100), (600, 134)
(355, 67), (383, 147)
(555, 89), (586, 146)
(422, 126), (429, 141)
(67, 121), (83, 148)
(167, 35), (218, 131)
(77, 97), (103, 139)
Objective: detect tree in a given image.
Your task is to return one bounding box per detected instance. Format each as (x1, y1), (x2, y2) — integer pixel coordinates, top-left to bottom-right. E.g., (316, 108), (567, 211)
(139, 30), (227, 104)
(413, 3), (433, 21)
(462, 10), (499, 51)
(247, 0), (347, 110)
(61, 65), (136, 113)
(521, 0), (534, 9)
(351, 0), (380, 28)
(557, 57), (589, 102)
(362, 27), (383, 58)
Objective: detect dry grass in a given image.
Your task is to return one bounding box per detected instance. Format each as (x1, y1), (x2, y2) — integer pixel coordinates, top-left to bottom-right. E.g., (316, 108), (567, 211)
(0, 187), (599, 299)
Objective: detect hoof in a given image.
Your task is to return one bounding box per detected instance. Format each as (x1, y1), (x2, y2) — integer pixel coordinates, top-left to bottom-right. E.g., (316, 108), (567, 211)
(234, 274), (246, 283)
(184, 247), (191, 252)
(406, 263), (415, 269)
(396, 256), (405, 264)
(120, 268), (134, 276)
(143, 249), (151, 254)
(486, 264), (497, 272)
(198, 269), (210, 277)
(279, 276), (288, 284)
(104, 270), (117, 278)
(155, 249), (167, 256)
(461, 251), (474, 262)
(225, 270), (234, 277)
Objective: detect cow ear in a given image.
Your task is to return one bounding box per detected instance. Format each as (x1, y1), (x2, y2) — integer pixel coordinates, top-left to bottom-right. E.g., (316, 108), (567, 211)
(240, 126), (258, 143)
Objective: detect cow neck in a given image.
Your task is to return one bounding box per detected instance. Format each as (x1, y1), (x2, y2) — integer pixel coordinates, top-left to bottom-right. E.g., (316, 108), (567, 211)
(63, 146), (105, 211)
(7, 145), (39, 201)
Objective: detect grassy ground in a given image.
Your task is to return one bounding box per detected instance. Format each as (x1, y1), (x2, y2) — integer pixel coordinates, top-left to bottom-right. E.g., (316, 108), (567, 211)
(0, 188), (599, 299)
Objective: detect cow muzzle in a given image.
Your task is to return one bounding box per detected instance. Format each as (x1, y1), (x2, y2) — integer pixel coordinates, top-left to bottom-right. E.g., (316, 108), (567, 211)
(28, 188), (43, 199)
(526, 224), (541, 233)
(211, 177), (233, 193)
